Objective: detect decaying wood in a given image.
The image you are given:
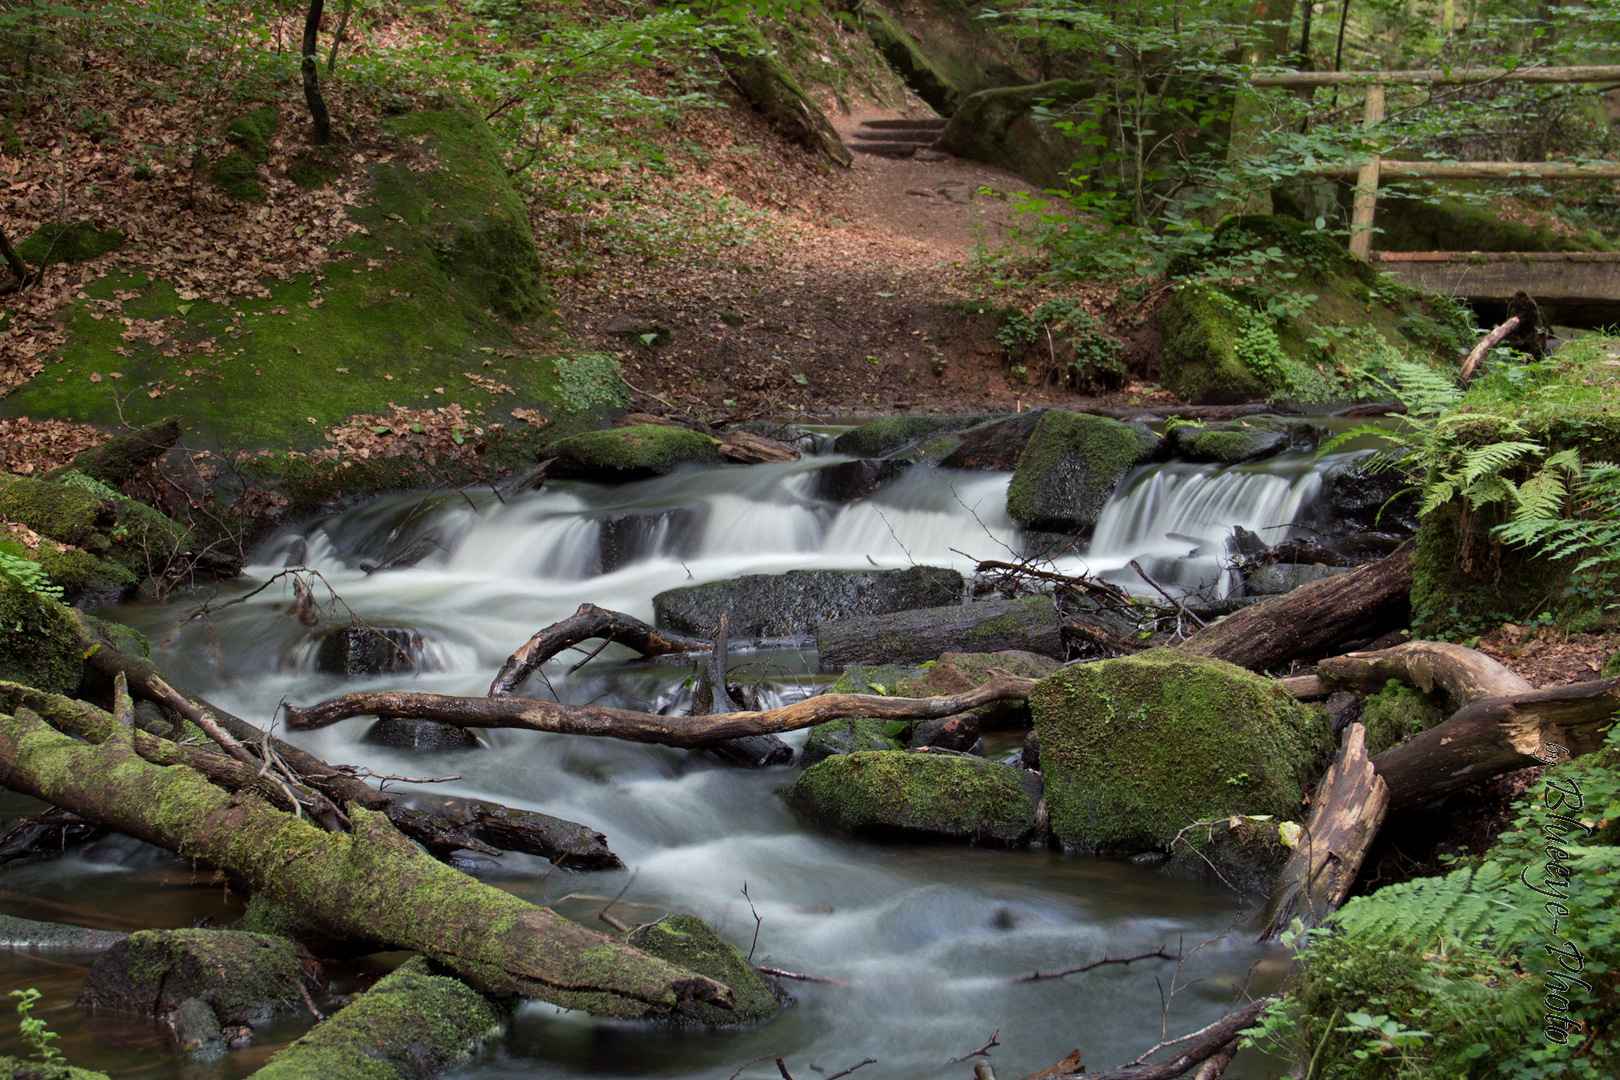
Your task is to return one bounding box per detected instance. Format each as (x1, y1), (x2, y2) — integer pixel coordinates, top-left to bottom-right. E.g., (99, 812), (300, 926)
(1317, 640), (1533, 708)
(1279, 674), (1327, 699)
(42, 415), (182, 488)
(1259, 723), (1390, 940)
(1459, 315), (1522, 381)
(389, 796), (623, 870)
(81, 644), (620, 866)
(1181, 540), (1414, 671)
(1373, 676), (1620, 810)
(286, 672), (1040, 747)
(0, 706), (734, 1019)
(717, 429), (800, 464)
(488, 603), (712, 698)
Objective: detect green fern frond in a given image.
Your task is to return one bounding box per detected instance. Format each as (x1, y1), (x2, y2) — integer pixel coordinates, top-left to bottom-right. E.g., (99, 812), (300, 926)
(1512, 467), (1570, 523)
(1389, 360), (1463, 417)
(1330, 861), (1541, 956)
(1463, 474), (1517, 508)
(1460, 440), (1541, 485)
(1420, 481), (1456, 516)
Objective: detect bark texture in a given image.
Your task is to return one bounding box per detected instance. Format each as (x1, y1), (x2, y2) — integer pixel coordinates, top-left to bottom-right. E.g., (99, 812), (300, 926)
(489, 603), (711, 697)
(1317, 639), (1534, 709)
(301, 0), (332, 144)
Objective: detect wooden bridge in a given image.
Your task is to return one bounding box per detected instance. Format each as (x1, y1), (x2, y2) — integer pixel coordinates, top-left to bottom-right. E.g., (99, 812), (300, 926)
(1250, 66), (1620, 314)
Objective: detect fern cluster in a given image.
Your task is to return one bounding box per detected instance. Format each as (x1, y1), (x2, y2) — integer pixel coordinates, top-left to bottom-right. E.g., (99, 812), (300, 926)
(0, 551), (63, 601)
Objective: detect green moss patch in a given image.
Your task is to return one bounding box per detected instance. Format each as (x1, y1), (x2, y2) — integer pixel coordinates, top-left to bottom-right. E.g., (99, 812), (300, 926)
(0, 582), (84, 695)
(786, 750), (1039, 844)
(1360, 679), (1446, 756)
(1006, 409), (1159, 532)
(210, 151), (265, 203)
(624, 914), (784, 1026)
(0, 1057), (113, 1080)
(225, 105), (279, 163)
(801, 717), (902, 766)
(1375, 192), (1612, 254)
(1169, 416), (1301, 464)
(1029, 649), (1333, 853)
(545, 424), (719, 480)
(15, 220), (124, 268)
(832, 414), (993, 457)
(78, 928), (318, 1026)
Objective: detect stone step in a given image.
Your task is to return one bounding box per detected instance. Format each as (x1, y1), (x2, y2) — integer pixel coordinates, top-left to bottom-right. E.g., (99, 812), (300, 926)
(859, 118), (948, 131)
(851, 142), (921, 158)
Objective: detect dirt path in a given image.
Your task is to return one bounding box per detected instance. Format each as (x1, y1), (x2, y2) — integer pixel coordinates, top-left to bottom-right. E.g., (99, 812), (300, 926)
(553, 107), (1155, 424)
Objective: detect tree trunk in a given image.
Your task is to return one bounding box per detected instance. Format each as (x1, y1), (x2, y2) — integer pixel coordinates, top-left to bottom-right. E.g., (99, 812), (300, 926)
(285, 672), (1041, 747)
(302, 0), (332, 145)
(1316, 640), (1533, 709)
(324, 0), (353, 75)
(488, 603), (711, 698)
(0, 706), (733, 1019)
(1180, 540), (1414, 672)
(1372, 676), (1620, 810)
(1259, 722), (1389, 940)
(815, 596), (1064, 671)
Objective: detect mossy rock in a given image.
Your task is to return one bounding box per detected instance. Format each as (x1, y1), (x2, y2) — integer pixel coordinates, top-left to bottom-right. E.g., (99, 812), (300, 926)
(545, 425), (719, 481)
(623, 914), (785, 1026)
(0, 581), (85, 695)
(0, 1057), (113, 1080)
(78, 929), (320, 1026)
(0, 472), (191, 577)
(78, 611), (149, 658)
(1603, 650), (1620, 679)
(250, 955), (501, 1080)
(652, 565), (964, 637)
(0, 539), (137, 605)
(1360, 679), (1446, 756)
(14, 220), (124, 267)
(831, 415), (994, 458)
(860, 7), (960, 114)
(801, 717), (902, 767)
(210, 151), (265, 203)
(785, 750), (1041, 845)
(224, 105), (279, 163)
(1029, 649), (1333, 853)
(1005, 409), (1160, 532)
(938, 80), (1094, 191)
(1167, 416), (1303, 464)
(1157, 215), (1472, 404)
(1375, 192), (1612, 254)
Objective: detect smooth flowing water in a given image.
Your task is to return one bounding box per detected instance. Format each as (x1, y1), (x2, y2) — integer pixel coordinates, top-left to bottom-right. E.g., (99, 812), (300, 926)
(0, 441), (1370, 1079)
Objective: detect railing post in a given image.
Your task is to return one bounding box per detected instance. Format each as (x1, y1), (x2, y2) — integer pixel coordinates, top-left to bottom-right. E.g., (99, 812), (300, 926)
(1349, 82), (1385, 261)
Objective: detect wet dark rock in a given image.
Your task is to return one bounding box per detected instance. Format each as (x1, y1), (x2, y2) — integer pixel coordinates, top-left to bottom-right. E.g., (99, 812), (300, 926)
(1329, 531), (1407, 561)
(816, 595), (1063, 670)
(169, 997), (225, 1056)
(79, 929), (322, 1027)
(1243, 562), (1353, 596)
(364, 717), (481, 751)
(314, 626), (426, 676)
(1323, 453), (1420, 535)
(654, 565), (963, 638)
(920, 649), (1062, 729)
(908, 712), (980, 752)
(786, 751), (1042, 845)
(832, 415), (995, 458)
(814, 458), (910, 502)
(358, 534), (443, 573)
(598, 506), (706, 573)
(1006, 411), (1161, 534)
(800, 717), (900, 768)
(1021, 729), (1040, 770)
(1325, 691), (1363, 735)
(938, 410), (1046, 470)
(0, 914), (126, 950)
(624, 914), (786, 1025)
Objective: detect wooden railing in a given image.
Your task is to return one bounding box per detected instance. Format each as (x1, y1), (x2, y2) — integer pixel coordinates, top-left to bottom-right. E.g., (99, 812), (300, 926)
(1248, 65), (1620, 260)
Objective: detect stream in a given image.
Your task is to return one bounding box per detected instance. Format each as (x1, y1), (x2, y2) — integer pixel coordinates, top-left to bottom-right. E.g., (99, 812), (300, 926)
(0, 432), (1379, 1079)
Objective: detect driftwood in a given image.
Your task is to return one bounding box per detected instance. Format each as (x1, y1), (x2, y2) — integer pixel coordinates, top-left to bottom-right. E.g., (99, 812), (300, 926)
(81, 643), (619, 867)
(285, 672), (1041, 747)
(1459, 315), (1521, 380)
(1259, 723), (1389, 940)
(1182, 540), (1414, 671)
(1317, 640), (1533, 708)
(488, 603), (712, 698)
(1373, 676), (1620, 810)
(0, 705), (733, 1019)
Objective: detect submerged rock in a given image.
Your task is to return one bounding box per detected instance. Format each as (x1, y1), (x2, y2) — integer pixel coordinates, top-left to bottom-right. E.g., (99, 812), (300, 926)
(598, 505), (706, 572)
(1029, 650), (1332, 856)
(544, 425), (720, 481)
(813, 457), (910, 502)
(314, 626), (427, 677)
(654, 565), (964, 638)
(786, 751), (1040, 845)
(624, 914), (786, 1025)
(79, 929), (322, 1030)
(364, 717), (481, 751)
(1005, 410), (1160, 533)
(831, 415), (992, 458)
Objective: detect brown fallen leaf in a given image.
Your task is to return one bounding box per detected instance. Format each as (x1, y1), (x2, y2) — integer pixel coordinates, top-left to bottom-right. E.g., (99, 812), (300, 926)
(89, 372), (102, 383)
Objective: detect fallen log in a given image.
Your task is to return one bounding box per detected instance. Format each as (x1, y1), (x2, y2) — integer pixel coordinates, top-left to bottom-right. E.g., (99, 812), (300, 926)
(1458, 314), (1521, 381)
(285, 672), (1040, 747)
(1317, 640), (1533, 708)
(0, 706), (734, 1019)
(488, 603), (712, 698)
(1041, 998), (1275, 1080)
(1181, 540), (1414, 672)
(79, 645), (619, 866)
(1372, 675), (1620, 810)
(42, 415), (182, 488)
(815, 596), (1063, 671)
(1259, 723), (1389, 940)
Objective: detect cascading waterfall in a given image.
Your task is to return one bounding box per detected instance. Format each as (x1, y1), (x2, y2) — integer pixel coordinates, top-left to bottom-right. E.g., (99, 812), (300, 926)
(3, 443), (1353, 1079)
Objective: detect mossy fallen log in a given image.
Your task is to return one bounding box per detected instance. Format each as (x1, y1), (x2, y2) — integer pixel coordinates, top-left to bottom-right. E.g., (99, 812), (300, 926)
(0, 706), (734, 1019)
(41, 416), (181, 488)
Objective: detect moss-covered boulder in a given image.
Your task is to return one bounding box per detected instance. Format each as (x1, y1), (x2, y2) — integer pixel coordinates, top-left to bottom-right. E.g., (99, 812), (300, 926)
(716, 18), (852, 166)
(0, 582), (84, 695)
(832, 415), (994, 458)
(210, 151), (265, 203)
(939, 80), (1093, 191)
(14, 220), (125, 268)
(1029, 649), (1333, 853)
(786, 751), (1041, 845)
(0, 538), (138, 605)
(78, 929), (322, 1026)
(545, 425), (719, 481)
(1375, 192), (1612, 255)
(0, 473), (191, 581)
(623, 914), (785, 1026)
(0, 1057), (112, 1080)
(859, 7), (961, 115)
(250, 955), (502, 1080)
(857, 0), (1033, 111)
(1167, 416), (1306, 464)
(1005, 410), (1160, 532)
(225, 105), (279, 164)
(801, 717), (902, 767)
(652, 565), (964, 637)
(1157, 215), (1473, 404)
